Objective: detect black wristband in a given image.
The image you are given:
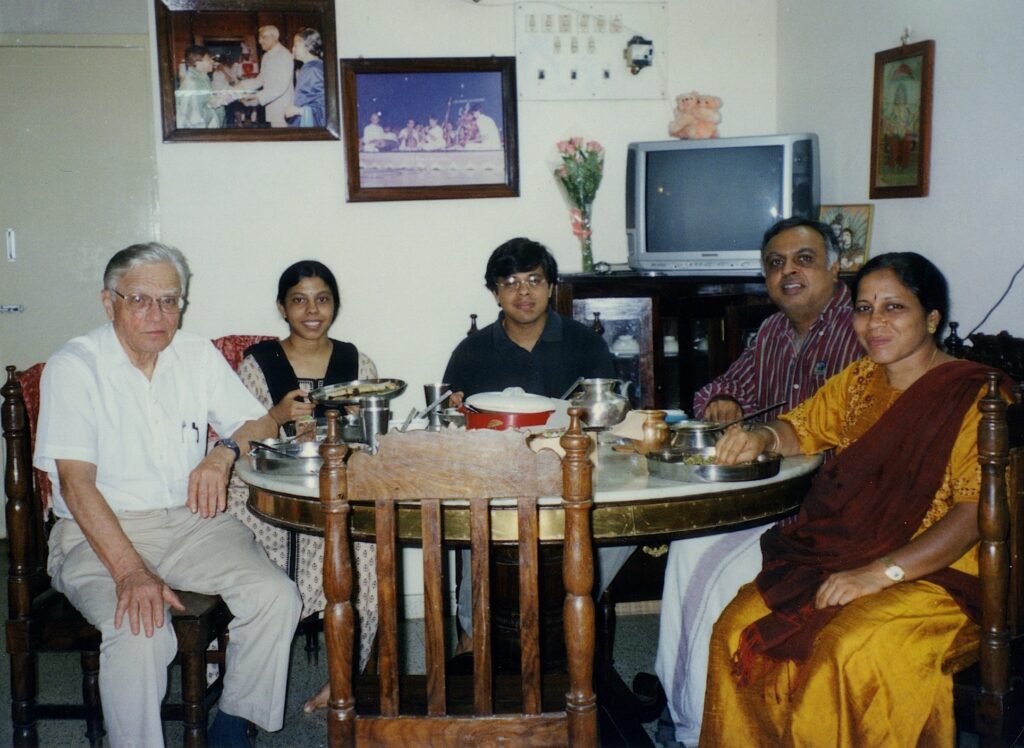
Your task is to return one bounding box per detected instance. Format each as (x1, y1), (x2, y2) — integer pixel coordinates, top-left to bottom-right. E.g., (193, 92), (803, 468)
(214, 438), (241, 462)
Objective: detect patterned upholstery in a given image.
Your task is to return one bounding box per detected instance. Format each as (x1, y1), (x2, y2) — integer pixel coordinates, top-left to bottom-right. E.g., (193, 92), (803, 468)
(14, 334), (277, 511)
(212, 334), (277, 372)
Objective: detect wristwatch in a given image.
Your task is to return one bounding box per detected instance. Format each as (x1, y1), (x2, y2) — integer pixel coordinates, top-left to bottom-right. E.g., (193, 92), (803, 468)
(214, 438), (241, 462)
(879, 555), (905, 582)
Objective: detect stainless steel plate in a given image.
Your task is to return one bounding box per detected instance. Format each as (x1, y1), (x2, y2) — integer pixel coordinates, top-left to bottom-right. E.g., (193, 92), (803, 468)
(309, 378), (407, 407)
(249, 438), (323, 476)
(646, 449), (781, 483)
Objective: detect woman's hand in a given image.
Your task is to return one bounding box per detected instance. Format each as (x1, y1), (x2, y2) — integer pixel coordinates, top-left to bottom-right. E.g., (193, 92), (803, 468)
(269, 388), (315, 426)
(814, 562), (891, 609)
(714, 424), (770, 465)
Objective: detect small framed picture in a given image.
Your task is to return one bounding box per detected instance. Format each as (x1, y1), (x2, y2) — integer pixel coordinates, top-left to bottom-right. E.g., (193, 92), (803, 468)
(869, 40), (934, 199)
(340, 56), (520, 202)
(154, 0), (340, 142)
(820, 204), (874, 274)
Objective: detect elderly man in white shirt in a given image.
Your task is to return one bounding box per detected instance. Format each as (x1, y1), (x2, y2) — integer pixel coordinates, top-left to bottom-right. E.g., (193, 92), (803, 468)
(35, 242), (301, 748)
(240, 25), (294, 127)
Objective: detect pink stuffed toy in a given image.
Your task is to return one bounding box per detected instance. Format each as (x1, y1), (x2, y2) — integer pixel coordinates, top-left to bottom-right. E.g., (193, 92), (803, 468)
(668, 91), (722, 139)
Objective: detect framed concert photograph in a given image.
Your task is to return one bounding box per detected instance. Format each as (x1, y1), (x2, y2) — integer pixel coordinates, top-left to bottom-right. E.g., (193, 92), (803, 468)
(819, 204), (874, 274)
(154, 0), (339, 142)
(340, 56), (520, 202)
(869, 40), (934, 199)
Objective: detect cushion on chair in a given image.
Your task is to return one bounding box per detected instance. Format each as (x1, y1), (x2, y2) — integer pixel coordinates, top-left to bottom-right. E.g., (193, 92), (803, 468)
(211, 334), (277, 372)
(15, 363), (52, 511)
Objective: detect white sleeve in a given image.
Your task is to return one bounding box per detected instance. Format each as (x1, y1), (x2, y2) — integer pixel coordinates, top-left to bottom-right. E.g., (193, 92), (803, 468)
(205, 343), (269, 438)
(33, 354), (99, 472)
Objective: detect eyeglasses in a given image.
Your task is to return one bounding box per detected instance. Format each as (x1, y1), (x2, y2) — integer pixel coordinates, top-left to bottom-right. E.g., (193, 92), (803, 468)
(110, 289), (185, 315)
(496, 274), (548, 292)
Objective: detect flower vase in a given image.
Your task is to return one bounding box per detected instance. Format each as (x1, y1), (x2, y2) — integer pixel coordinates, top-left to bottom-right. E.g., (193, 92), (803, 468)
(578, 205), (594, 272)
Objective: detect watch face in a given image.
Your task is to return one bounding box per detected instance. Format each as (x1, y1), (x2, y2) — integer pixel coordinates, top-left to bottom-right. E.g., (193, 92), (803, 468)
(884, 565), (904, 582)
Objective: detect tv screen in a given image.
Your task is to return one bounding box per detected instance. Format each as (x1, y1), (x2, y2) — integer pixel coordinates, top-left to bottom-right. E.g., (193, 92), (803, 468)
(626, 134), (819, 276)
(645, 146), (784, 254)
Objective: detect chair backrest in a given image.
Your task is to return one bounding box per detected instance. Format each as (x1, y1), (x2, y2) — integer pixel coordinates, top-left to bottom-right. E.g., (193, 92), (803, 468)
(974, 371), (1024, 739)
(317, 412), (598, 747)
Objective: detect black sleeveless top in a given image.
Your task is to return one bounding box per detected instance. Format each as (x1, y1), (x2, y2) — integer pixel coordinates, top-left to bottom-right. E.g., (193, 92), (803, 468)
(244, 338), (360, 419)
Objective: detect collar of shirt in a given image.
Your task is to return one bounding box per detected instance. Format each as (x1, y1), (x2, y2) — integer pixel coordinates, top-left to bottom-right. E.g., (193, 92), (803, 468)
(98, 321), (185, 376)
(490, 310), (564, 349)
(782, 283), (853, 343)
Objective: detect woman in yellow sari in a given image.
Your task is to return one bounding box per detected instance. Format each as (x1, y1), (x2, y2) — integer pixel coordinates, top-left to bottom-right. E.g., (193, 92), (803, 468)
(700, 252), (1001, 746)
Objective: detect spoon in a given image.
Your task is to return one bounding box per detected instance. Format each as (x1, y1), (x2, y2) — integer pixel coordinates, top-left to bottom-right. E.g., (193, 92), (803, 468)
(397, 406), (419, 433)
(558, 376), (584, 401)
(415, 388), (453, 421)
(710, 400), (788, 430)
(249, 440), (298, 459)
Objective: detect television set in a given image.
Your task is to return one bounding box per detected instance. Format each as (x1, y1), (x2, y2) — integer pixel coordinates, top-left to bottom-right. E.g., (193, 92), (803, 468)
(626, 133), (819, 275)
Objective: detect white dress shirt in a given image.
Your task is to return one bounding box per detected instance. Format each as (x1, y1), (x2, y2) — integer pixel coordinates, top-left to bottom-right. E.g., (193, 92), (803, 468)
(35, 323), (267, 518)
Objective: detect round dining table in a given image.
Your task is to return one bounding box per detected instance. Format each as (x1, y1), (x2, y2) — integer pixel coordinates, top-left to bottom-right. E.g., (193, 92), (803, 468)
(238, 443), (821, 544)
(237, 440), (820, 746)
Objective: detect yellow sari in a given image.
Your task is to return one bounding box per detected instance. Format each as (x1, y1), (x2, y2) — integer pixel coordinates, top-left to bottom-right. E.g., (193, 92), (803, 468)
(699, 359), (982, 747)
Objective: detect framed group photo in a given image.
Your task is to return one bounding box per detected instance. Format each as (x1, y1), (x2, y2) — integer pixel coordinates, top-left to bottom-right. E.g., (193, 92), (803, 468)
(340, 56), (520, 202)
(155, 0), (339, 142)
(869, 40), (934, 199)
(820, 204), (874, 273)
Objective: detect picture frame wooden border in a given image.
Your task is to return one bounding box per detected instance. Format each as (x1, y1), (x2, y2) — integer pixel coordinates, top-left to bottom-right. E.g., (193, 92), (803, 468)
(869, 39), (934, 199)
(819, 203), (874, 274)
(154, 0), (339, 142)
(340, 56), (520, 202)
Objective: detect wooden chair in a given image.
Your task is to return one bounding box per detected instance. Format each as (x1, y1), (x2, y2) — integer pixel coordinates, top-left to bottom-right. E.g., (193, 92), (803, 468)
(318, 411), (598, 747)
(3, 366), (233, 747)
(948, 371), (1024, 746)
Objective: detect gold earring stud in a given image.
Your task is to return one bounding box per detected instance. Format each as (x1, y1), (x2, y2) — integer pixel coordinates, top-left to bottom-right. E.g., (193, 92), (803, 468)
(928, 324), (936, 334)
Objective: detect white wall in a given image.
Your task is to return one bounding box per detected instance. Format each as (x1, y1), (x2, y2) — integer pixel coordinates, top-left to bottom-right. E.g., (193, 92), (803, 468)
(777, 0), (1024, 336)
(151, 0), (778, 418)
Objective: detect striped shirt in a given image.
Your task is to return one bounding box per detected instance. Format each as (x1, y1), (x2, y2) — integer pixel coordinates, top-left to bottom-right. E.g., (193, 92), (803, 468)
(693, 283), (862, 421)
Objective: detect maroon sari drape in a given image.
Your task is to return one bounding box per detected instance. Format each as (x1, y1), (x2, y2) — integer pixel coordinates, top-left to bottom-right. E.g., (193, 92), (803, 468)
(733, 360), (996, 678)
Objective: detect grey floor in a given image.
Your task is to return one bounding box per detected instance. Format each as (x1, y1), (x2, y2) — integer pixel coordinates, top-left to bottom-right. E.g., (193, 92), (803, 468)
(0, 537), (662, 747)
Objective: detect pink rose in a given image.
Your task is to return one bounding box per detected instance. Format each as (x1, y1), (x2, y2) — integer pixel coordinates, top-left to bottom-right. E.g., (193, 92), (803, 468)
(570, 136), (584, 148)
(586, 140), (603, 154)
(556, 140), (573, 155)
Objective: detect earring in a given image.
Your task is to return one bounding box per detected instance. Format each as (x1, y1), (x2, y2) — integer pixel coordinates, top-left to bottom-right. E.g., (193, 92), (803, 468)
(927, 324), (936, 334)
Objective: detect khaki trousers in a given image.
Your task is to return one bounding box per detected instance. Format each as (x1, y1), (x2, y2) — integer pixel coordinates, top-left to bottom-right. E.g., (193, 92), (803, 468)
(48, 507), (302, 748)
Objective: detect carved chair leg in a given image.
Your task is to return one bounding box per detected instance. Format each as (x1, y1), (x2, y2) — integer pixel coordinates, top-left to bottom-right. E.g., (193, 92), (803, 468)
(9, 650), (38, 747)
(80, 650), (104, 747)
(177, 626), (208, 748)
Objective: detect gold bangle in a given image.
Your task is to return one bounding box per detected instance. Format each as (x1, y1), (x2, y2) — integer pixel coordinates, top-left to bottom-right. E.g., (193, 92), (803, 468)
(760, 424), (780, 452)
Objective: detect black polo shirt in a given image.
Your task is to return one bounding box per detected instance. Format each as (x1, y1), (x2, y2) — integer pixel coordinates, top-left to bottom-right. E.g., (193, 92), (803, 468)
(443, 311), (616, 399)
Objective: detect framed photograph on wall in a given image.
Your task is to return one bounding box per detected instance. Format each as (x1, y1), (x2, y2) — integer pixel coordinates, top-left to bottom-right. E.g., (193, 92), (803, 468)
(869, 40), (934, 199)
(340, 56), (520, 202)
(154, 0), (339, 142)
(820, 204), (874, 274)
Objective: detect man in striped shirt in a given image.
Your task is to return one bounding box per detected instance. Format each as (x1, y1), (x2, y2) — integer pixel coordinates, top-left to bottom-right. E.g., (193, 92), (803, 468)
(652, 217), (863, 747)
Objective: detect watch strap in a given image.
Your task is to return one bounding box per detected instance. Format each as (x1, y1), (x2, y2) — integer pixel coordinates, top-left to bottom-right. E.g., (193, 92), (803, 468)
(214, 438), (241, 462)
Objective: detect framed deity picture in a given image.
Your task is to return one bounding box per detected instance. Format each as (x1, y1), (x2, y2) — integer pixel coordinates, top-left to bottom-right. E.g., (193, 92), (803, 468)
(154, 0), (339, 142)
(820, 204), (874, 274)
(869, 40), (934, 199)
(340, 56), (520, 202)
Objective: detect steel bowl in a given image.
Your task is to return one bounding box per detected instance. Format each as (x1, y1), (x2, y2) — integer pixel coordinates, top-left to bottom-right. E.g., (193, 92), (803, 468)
(438, 408), (466, 428)
(248, 438), (323, 476)
(669, 421), (727, 449)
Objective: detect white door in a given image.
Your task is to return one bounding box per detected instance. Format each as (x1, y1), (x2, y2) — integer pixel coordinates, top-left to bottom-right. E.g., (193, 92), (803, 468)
(0, 36), (158, 370)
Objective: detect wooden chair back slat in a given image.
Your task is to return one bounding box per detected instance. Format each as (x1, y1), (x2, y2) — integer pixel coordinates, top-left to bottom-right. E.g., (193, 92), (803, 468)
(469, 497), (494, 715)
(517, 496), (542, 714)
(318, 415), (597, 747)
(420, 500), (447, 716)
(374, 500), (400, 716)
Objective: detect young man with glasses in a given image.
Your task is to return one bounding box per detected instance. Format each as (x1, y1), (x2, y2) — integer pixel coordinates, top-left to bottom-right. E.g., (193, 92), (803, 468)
(34, 242), (301, 747)
(442, 236), (631, 656)
(444, 236), (615, 405)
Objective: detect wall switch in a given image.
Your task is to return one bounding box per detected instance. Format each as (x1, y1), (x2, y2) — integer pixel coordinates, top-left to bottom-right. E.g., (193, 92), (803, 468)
(5, 228), (15, 262)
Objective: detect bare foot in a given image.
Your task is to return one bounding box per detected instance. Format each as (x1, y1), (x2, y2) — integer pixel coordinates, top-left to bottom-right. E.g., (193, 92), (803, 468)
(453, 630), (472, 657)
(302, 681), (330, 714)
